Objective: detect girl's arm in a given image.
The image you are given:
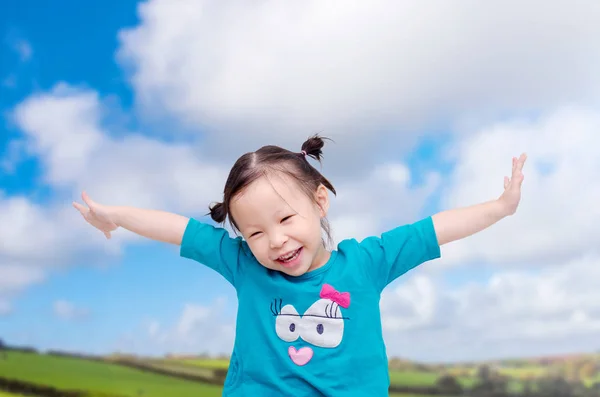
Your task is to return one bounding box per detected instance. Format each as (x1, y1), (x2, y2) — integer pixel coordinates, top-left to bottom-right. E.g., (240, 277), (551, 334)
(111, 206), (190, 245)
(73, 191), (189, 245)
(432, 153), (527, 246)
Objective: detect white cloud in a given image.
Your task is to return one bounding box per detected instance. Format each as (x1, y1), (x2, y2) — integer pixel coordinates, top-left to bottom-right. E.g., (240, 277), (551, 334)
(380, 253), (600, 362)
(12, 84), (229, 210)
(117, 0), (600, 145)
(329, 162), (440, 243)
(439, 106), (600, 267)
(4, 0), (600, 362)
(0, 83), (232, 305)
(2, 81), (443, 309)
(0, 264), (45, 316)
(53, 300), (90, 321)
(0, 264), (45, 293)
(0, 195), (87, 261)
(120, 297), (235, 356)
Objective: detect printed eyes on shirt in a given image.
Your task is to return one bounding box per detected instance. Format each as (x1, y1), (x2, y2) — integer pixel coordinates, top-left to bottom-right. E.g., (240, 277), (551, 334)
(275, 304), (301, 342)
(273, 301), (346, 348)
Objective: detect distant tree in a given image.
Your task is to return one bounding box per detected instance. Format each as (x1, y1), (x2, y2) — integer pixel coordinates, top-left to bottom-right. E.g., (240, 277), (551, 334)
(535, 376), (577, 397)
(477, 364), (492, 382)
(578, 360), (597, 379)
(471, 365), (510, 397)
(522, 379), (533, 396)
(436, 374), (463, 395)
(213, 368), (228, 383)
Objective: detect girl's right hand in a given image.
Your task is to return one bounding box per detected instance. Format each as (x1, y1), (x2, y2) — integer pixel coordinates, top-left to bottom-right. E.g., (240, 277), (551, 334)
(72, 191), (119, 239)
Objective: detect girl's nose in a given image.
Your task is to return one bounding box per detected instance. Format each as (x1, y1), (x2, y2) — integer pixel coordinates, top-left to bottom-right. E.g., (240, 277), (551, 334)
(270, 231), (288, 248)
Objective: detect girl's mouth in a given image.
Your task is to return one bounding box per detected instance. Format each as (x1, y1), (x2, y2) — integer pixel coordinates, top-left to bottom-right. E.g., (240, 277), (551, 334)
(276, 247), (303, 268)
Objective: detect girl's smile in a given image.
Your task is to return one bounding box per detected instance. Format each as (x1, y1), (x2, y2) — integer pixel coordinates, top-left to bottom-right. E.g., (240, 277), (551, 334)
(275, 246), (304, 268)
(230, 171), (330, 277)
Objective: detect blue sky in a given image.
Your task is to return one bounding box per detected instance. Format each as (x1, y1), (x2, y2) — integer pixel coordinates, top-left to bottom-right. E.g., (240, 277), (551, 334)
(0, 0), (234, 355)
(1, 0), (136, 199)
(1, 0), (599, 363)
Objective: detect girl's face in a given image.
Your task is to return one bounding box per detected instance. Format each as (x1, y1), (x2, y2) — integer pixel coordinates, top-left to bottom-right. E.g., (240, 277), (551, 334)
(230, 172), (330, 277)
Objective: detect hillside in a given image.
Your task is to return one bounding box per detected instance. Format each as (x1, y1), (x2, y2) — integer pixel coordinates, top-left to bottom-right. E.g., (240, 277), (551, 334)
(1, 345), (600, 397)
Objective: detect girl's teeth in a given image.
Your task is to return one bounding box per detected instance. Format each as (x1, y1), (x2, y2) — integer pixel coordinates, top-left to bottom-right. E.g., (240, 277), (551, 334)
(280, 249), (300, 262)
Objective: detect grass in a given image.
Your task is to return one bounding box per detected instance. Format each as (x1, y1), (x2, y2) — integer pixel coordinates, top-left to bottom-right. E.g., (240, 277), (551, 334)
(497, 365), (547, 379)
(115, 357), (216, 378)
(0, 351), (467, 397)
(388, 370), (440, 386)
(178, 358), (230, 370)
(0, 352), (457, 397)
(7, 350), (597, 397)
(0, 351), (223, 397)
(389, 394), (452, 397)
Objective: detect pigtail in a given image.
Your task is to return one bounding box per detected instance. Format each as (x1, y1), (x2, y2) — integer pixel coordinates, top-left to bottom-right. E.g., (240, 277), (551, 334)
(300, 134), (332, 163)
(299, 134), (336, 197)
(208, 201), (227, 223)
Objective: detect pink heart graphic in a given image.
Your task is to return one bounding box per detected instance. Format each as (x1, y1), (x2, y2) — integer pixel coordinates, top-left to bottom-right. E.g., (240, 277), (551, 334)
(288, 346), (313, 366)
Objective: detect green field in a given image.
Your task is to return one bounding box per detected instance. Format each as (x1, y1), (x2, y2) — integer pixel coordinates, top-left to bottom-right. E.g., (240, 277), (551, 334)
(0, 351), (223, 397)
(388, 369), (472, 387)
(390, 395), (453, 397)
(2, 349), (599, 396)
(179, 358), (231, 370)
(116, 357), (216, 378)
(0, 351), (463, 397)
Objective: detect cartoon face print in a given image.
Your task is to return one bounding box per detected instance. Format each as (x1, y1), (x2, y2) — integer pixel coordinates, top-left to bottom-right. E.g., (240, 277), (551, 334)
(271, 284), (350, 366)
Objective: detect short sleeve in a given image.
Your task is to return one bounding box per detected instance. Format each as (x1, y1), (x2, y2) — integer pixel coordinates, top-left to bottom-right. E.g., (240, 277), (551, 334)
(358, 217), (441, 291)
(179, 218), (247, 287)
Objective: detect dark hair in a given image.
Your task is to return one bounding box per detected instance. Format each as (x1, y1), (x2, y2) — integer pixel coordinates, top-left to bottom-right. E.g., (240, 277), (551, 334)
(208, 134), (337, 246)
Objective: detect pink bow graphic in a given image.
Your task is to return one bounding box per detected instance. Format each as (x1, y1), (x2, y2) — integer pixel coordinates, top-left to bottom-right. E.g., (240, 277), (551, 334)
(320, 284), (351, 308)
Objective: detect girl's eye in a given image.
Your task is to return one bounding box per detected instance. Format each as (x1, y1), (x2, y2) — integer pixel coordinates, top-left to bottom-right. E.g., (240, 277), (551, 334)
(281, 215), (293, 223)
(250, 231), (262, 237)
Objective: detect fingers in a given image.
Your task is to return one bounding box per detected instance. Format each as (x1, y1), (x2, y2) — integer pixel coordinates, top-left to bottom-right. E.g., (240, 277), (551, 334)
(505, 153), (526, 192)
(81, 191), (95, 210)
(518, 152), (527, 171)
(72, 201), (88, 215)
(511, 153), (527, 176)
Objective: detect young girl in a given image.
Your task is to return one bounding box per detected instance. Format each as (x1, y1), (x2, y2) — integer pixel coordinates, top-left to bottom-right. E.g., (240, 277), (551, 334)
(73, 135), (526, 396)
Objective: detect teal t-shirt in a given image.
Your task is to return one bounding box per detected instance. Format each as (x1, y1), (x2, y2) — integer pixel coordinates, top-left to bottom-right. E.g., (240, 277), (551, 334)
(180, 217), (441, 396)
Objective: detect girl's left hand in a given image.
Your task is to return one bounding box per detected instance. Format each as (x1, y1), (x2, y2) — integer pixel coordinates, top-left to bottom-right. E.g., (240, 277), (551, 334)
(498, 153), (527, 216)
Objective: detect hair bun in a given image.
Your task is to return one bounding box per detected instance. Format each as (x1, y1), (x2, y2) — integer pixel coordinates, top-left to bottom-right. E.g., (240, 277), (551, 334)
(300, 134), (331, 162)
(208, 201), (227, 223)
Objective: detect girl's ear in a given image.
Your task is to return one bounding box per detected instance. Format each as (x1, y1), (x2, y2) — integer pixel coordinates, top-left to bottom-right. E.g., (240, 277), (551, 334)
(315, 184), (330, 217)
